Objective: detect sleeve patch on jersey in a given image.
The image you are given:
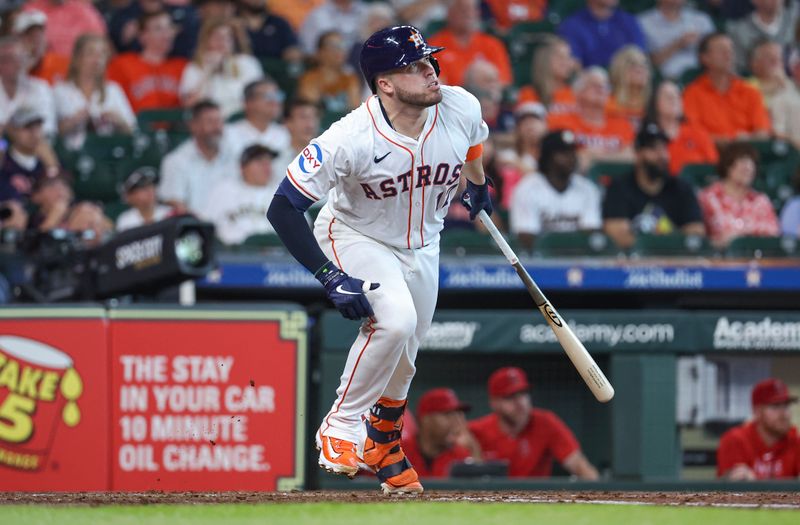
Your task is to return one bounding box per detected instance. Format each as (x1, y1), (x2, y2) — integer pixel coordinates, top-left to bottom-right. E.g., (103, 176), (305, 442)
(298, 143), (324, 174)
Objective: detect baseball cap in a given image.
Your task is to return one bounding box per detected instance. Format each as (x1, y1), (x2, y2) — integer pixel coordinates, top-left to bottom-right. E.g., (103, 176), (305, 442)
(416, 388), (471, 419)
(9, 106), (44, 128)
(514, 101), (547, 120)
(488, 367), (530, 398)
(635, 122), (669, 150)
(12, 9), (47, 34)
(121, 167), (158, 194)
(239, 144), (278, 166)
(541, 129), (578, 154)
(752, 378), (798, 406)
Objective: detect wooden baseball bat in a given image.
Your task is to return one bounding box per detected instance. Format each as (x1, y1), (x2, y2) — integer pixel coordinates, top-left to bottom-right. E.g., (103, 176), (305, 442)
(477, 211), (615, 403)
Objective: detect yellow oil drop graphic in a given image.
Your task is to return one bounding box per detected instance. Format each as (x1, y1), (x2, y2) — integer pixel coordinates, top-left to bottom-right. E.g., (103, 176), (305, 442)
(62, 402), (81, 427)
(60, 368), (83, 400)
(60, 367), (83, 427)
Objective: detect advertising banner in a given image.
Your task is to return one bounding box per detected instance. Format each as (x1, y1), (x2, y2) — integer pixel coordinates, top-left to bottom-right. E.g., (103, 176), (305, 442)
(109, 307), (307, 491)
(0, 308), (109, 490)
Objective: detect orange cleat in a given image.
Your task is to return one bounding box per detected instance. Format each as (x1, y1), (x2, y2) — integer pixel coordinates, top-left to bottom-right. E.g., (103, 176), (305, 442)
(316, 432), (361, 479)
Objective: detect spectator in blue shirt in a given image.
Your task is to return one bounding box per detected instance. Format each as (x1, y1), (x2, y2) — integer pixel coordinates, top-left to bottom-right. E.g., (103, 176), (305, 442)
(558, 0), (646, 69)
(238, 0), (301, 65)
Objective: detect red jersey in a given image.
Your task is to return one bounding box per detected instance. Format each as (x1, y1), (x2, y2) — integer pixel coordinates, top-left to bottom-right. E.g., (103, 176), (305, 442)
(468, 409), (579, 477)
(106, 53), (187, 113)
(717, 421), (800, 479)
(401, 434), (472, 478)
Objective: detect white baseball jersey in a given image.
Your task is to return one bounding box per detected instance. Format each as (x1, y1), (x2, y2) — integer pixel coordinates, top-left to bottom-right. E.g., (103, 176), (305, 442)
(510, 172), (602, 235)
(285, 85), (489, 249)
(200, 176), (278, 245)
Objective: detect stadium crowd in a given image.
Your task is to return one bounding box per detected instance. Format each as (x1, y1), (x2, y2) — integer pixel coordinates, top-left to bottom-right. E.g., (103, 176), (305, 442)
(0, 0), (799, 254)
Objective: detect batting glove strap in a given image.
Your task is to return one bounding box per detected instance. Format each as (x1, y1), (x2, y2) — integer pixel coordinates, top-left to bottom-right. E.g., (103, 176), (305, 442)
(315, 261), (377, 320)
(460, 178), (494, 220)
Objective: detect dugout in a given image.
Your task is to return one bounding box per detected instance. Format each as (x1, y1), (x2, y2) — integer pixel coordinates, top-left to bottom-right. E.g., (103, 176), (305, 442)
(313, 309), (800, 489)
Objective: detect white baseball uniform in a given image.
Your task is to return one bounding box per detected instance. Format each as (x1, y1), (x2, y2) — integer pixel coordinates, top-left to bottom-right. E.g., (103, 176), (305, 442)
(285, 85), (488, 443)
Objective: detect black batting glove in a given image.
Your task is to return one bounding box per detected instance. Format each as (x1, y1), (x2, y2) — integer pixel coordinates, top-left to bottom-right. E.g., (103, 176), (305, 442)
(460, 178), (493, 220)
(315, 261), (380, 320)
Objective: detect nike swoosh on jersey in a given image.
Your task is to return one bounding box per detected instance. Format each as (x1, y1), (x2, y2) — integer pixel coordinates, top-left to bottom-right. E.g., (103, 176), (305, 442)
(335, 284), (362, 295)
(374, 152), (391, 163)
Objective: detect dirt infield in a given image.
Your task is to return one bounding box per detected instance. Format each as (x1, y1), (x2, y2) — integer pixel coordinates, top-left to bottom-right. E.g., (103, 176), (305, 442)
(2, 491), (799, 508)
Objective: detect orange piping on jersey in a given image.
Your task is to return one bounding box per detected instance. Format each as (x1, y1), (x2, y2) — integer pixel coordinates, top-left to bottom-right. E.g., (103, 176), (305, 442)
(418, 105), (439, 246)
(366, 99), (416, 249)
(286, 167), (320, 201)
(328, 217), (344, 270)
(466, 143), (483, 162)
(321, 319), (376, 436)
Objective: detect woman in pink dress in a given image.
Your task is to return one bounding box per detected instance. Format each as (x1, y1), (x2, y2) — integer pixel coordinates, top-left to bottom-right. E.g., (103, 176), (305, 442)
(698, 142), (779, 248)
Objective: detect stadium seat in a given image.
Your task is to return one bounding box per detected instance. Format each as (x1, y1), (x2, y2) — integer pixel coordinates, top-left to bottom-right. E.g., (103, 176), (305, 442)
(241, 233), (285, 249)
(632, 233), (713, 257)
(440, 228), (504, 256)
(534, 231), (618, 257)
(620, 0), (656, 13)
(678, 67), (702, 88)
(678, 163), (718, 189)
(72, 159), (127, 202)
(587, 161), (634, 188)
(502, 21), (555, 87)
(545, 0), (584, 24)
(321, 110), (348, 130)
(137, 108), (189, 134)
(745, 139), (797, 165)
(726, 236), (799, 258)
(259, 57), (302, 99)
(104, 201), (129, 223)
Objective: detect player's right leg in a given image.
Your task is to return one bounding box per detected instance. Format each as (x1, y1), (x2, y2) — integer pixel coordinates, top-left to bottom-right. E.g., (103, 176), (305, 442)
(313, 208), (419, 480)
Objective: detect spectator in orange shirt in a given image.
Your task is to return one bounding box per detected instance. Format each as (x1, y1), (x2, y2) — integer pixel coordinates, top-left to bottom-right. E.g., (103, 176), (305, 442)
(517, 34), (579, 117)
(107, 10), (188, 113)
(607, 45), (652, 129)
(698, 142), (779, 248)
(647, 80), (717, 176)
(297, 31), (362, 114)
(548, 67), (635, 171)
(485, 0), (548, 34)
(268, 0), (326, 32)
(427, 0), (513, 88)
(682, 32), (771, 143)
(12, 9), (68, 86)
(401, 388), (479, 478)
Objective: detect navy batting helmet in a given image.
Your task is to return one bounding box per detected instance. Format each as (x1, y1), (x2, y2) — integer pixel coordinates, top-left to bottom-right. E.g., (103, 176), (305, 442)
(360, 25), (444, 94)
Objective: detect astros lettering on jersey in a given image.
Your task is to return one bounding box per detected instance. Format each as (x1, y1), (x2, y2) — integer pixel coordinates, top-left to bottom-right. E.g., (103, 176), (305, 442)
(285, 85), (489, 248)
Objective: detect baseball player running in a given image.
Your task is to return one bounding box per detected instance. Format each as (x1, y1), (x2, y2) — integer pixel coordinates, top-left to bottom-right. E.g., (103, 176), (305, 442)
(266, 25), (491, 494)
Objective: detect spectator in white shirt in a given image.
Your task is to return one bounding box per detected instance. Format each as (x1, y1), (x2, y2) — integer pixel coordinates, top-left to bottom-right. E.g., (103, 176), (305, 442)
(201, 144), (279, 245)
(224, 78), (290, 160)
(180, 18), (263, 119)
(511, 129), (602, 252)
(116, 166), (174, 232)
(158, 100), (238, 215)
(0, 35), (56, 137)
(638, 0), (715, 81)
(299, 0), (367, 56)
(54, 34), (137, 151)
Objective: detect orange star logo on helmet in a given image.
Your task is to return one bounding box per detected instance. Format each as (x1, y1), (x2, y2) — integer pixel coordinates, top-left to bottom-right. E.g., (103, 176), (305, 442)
(408, 30), (424, 49)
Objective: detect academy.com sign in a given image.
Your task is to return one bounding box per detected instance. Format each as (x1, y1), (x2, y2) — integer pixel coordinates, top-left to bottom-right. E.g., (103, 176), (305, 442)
(520, 321), (675, 347)
(713, 317), (800, 350)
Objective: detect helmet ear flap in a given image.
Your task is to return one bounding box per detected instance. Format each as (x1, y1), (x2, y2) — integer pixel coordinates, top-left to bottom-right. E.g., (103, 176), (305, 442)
(430, 55), (440, 77)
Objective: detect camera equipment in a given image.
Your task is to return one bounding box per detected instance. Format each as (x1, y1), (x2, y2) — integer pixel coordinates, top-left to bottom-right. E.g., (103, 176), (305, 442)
(10, 215), (216, 302)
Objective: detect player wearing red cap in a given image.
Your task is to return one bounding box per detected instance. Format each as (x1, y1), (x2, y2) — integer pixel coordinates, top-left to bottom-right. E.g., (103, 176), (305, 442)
(400, 388), (478, 478)
(717, 378), (800, 480)
(468, 367), (599, 479)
